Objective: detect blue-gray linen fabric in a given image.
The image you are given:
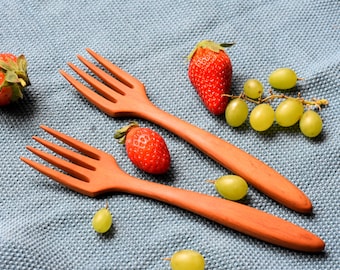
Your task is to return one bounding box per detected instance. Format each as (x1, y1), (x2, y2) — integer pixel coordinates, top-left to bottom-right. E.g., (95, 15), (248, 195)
(0, 0), (339, 269)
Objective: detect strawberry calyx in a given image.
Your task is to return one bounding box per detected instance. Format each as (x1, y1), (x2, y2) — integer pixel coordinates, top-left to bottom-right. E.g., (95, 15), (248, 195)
(0, 54), (30, 87)
(0, 53), (30, 105)
(114, 121), (139, 144)
(187, 40), (234, 60)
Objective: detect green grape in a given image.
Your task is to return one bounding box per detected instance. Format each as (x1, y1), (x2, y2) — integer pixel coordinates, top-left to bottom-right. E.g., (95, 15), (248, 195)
(170, 250), (205, 270)
(214, 175), (248, 201)
(243, 79), (264, 99)
(225, 98), (249, 127)
(92, 206), (112, 233)
(268, 68), (297, 90)
(249, 103), (275, 131)
(275, 98), (304, 127)
(299, 110), (323, 137)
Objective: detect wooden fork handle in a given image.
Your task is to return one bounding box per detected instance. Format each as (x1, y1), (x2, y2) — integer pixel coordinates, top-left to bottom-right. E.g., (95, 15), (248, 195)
(137, 101), (312, 213)
(119, 173), (324, 252)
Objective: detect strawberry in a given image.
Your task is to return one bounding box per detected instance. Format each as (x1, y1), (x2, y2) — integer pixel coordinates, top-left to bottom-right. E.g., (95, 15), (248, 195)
(188, 40), (233, 115)
(0, 53), (30, 106)
(114, 122), (171, 174)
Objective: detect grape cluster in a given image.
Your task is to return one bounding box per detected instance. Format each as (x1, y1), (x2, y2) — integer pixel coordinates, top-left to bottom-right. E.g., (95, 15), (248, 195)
(224, 68), (328, 137)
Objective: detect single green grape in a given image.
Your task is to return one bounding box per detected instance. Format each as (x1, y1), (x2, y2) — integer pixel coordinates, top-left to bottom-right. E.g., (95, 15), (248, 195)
(92, 206), (112, 233)
(225, 98), (249, 127)
(268, 68), (297, 90)
(243, 79), (264, 99)
(170, 250), (205, 270)
(275, 98), (304, 127)
(299, 110), (323, 137)
(249, 103), (275, 131)
(214, 175), (248, 201)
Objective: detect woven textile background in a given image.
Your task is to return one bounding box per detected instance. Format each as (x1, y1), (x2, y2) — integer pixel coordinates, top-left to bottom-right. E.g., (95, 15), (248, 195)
(0, 0), (339, 269)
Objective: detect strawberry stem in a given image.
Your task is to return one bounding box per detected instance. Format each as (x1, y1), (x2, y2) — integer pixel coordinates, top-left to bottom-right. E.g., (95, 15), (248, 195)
(206, 179), (216, 184)
(18, 78), (27, 87)
(114, 121), (139, 144)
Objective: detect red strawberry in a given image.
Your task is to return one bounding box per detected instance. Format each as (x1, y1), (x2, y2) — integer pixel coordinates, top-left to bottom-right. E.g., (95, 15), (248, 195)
(0, 53), (30, 106)
(188, 40), (233, 115)
(114, 122), (171, 174)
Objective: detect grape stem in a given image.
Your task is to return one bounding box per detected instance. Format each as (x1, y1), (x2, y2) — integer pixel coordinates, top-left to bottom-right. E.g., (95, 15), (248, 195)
(206, 179), (216, 184)
(223, 90), (329, 110)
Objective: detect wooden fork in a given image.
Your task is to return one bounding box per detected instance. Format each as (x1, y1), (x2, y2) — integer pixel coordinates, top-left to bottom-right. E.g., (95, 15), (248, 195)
(59, 48), (312, 213)
(20, 125), (324, 252)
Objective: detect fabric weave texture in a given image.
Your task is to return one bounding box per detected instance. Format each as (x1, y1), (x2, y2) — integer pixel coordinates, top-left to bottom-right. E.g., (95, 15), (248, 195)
(0, 0), (339, 269)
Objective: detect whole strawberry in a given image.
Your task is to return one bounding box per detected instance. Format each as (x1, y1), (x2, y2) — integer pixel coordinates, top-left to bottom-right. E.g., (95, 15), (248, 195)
(188, 40), (233, 115)
(0, 53), (30, 106)
(114, 122), (171, 174)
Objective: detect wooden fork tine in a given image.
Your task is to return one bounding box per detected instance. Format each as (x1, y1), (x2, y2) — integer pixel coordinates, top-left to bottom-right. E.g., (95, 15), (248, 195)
(86, 48), (143, 89)
(26, 145), (90, 181)
(40, 125), (101, 159)
(76, 55), (128, 94)
(67, 61), (122, 102)
(32, 136), (96, 170)
(20, 156), (92, 196)
(59, 70), (116, 115)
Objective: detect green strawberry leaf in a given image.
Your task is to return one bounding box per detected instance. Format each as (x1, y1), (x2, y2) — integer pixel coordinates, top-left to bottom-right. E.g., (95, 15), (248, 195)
(220, 42), (235, 48)
(17, 55), (27, 72)
(16, 56), (30, 86)
(5, 71), (20, 83)
(5, 71), (19, 83)
(10, 83), (23, 102)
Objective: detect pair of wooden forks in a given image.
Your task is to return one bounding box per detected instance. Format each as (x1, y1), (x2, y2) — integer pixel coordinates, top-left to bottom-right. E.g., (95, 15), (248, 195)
(20, 49), (325, 252)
